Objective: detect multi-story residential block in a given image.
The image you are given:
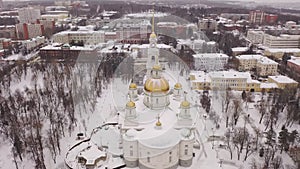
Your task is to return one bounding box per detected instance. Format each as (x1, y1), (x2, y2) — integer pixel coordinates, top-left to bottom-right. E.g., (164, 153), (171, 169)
(16, 23), (44, 40)
(103, 18), (151, 44)
(0, 25), (16, 39)
(236, 55), (261, 71)
(52, 31), (105, 45)
(247, 30), (265, 44)
(268, 76), (298, 89)
(193, 53), (229, 71)
(236, 54), (278, 76)
(264, 14), (278, 24)
(18, 7), (41, 23)
(156, 22), (197, 39)
(249, 10), (265, 24)
(256, 57), (278, 76)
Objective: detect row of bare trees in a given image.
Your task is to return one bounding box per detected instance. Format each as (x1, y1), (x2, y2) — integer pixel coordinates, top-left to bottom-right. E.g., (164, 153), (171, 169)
(0, 53), (127, 168)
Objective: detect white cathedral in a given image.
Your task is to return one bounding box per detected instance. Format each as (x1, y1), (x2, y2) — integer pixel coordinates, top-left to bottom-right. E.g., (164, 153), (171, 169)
(65, 12), (198, 169)
(120, 22), (197, 169)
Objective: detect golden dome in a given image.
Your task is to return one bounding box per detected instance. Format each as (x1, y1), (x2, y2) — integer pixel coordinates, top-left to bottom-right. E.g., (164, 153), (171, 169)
(174, 83), (182, 89)
(126, 101), (136, 108)
(181, 100), (190, 108)
(129, 83), (137, 89)
(144, 78), (169, 92)
(150, 32), (157, 39)
(156, 120), (162, 127)
(152, 64), (161, 71)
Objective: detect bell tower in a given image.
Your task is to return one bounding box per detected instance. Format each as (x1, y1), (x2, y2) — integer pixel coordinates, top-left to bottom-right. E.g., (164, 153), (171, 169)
(147, 8), (159, 72)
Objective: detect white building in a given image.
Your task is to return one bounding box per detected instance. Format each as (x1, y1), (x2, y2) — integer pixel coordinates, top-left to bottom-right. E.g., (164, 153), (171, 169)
(18, 7), (41, 23)
(16, 23), (44, 40)
(122, 56), (196, 169)
(177, 39), (217, 53)
(52, 30), (105, 45)
(121, 20), (196, 169)
(263, 34), (300, 49)
(193, 53), (229, 71)
(247, 30), (265, 44)
(22, 36), (45, 51)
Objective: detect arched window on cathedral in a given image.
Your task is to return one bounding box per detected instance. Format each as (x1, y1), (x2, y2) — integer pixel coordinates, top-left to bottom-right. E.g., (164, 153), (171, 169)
(185, 145), (188, 155)
(147, 152), (150, 163)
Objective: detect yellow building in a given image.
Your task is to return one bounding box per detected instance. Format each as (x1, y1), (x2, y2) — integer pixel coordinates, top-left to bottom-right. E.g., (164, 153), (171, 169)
(190, 70), (262, 92)
(236, 54), (278, 76)
(268, 76), (298, 89)
(264, 48), (300, 60)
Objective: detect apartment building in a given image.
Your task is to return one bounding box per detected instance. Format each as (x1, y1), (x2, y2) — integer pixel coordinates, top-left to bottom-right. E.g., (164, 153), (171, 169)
(52, 31), (105, 45)
(247, 30), (264, 44)
(0, 25), (16, 39)
(256, 57), (278, 76)
(193, 53), (229, 71)
(18, 7), (41, 23)
(249, 10), (265, 24)
(236, 54), (278, 76)
(16, 23), (44, 40)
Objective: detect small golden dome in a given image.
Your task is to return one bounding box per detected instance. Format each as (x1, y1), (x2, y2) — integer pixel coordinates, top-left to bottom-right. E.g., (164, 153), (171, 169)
(174, 83), (182, 89)
(156, 120), (162, 127)
(152, 64), (161, 70)
(144, 78), (169, 92)
(181, 100), (190, 108)
(126, 101), (136, 108)
(150, 32), (157, 39)
(129, 83), (137, 89)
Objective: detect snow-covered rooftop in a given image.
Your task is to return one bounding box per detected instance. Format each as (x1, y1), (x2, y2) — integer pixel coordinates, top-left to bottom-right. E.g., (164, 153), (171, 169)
(236, 54), (263, 60)
(41, 44), (97, 51)
(209, 70), (250, 80)
(265, 48), (300, 53)
(231, 47), (249, 52)
(193, 53), (229, 59)
(258, 56), (278, 65)
(288, 57), (300, 66)
(269, 75), (298, 84)
(260, 83), (278, 89)
(126, 12), (169, 18)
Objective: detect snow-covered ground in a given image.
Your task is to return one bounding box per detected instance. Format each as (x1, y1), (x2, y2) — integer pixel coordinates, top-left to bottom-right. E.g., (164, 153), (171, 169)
(0, 60), (298, 169)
